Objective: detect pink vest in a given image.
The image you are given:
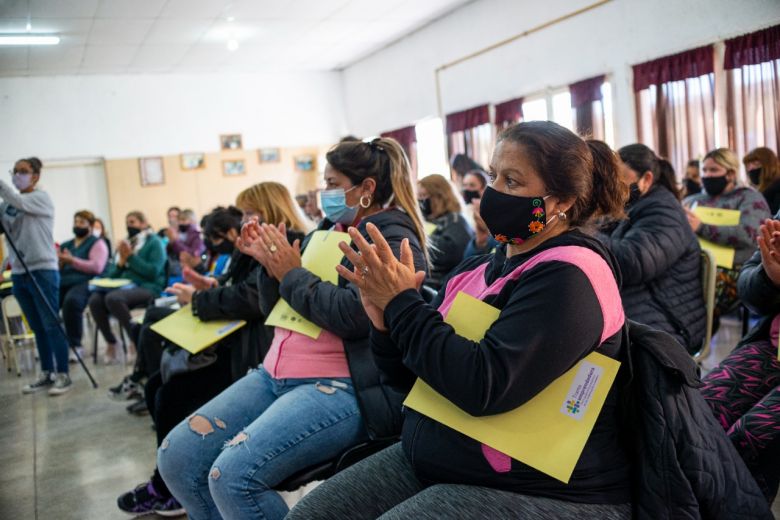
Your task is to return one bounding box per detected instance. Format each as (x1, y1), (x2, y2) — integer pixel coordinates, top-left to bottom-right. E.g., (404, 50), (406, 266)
(437, 245), (625, 472)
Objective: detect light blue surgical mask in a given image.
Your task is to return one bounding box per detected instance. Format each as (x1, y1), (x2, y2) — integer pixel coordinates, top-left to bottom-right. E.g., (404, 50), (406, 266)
(321, 186), (359, 225)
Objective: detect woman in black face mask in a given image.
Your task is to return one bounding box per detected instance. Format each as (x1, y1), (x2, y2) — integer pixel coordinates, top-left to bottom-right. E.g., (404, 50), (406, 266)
(87, 210), (167, 363)
(743, 147), (780, 214)
(684, 148), (772, 325)
(598, 143), (705, 354)
(58, 210), (110, 363)
(418, 174), (473, 289)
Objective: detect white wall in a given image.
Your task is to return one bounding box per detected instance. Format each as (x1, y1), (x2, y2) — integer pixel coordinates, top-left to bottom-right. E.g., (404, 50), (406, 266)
(342, 0), (780, 147)
(0, 71), (347, 164)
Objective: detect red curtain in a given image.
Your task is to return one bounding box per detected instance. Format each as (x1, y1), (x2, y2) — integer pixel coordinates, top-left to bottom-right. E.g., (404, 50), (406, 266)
(494, 97), (524, 129)
(724, 24), (780, 69)
(725, 24), (780, 170)
(569, 75), (605, 137)
(633, 45), (714, 93)
(445, 105), (490, 134)
(381, 125), (418, 180)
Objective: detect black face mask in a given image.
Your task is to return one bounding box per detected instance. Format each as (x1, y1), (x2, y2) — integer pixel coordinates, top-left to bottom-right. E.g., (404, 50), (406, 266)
(627, 183), (642, 206)
(178, 224), (191, 233)
(462, 189), (480, 205)
(127, 226), (142, 239)
(211, 239), (234, 255)
(748, 168), (762, 186)
(684, 179), (702, 195)
(478, 186), (548, 245)
(702, 176), (729, 197)
(418, 198), (432, 218)
(73, 226), (90, 238)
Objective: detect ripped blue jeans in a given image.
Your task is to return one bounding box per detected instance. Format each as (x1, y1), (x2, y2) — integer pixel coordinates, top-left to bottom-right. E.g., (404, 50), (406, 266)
(157, 366), (367, 520)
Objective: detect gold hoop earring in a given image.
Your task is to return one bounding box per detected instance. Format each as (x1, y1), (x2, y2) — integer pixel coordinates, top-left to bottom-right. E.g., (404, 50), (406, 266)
(359, 194), (372, 208)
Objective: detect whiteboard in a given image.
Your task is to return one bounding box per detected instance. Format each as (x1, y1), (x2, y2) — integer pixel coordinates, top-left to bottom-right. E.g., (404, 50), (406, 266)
(35, 157), (113, 244)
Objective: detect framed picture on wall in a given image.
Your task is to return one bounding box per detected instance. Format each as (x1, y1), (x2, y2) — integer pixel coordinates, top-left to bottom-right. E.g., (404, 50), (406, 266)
(294, 154), (316, 172)
(139, 157), (165, 186)
(220, 134), (243, 150)
(180, 153), (206, 170)
(222, 159), (246, 176)
(258, 148), (280, 163)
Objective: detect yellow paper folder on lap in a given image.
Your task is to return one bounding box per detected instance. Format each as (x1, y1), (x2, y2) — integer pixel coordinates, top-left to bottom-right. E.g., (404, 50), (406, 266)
(89, 278), (134, 289)
(403, 292), (621, 484)
(698, 238), (736, 269)
(150, 304), (246, 355)
(692, 206), (740, 226)
(265, 230), (350, 339)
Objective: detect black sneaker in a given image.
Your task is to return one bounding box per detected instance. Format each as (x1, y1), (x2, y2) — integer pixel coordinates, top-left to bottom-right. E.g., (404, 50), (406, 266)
(126, 399), (149, 416)
(117, 481), (167, 516)
(109, 376), (142, 401)
(48, 373), (73, 396)
(153, 496), (186, 517)
(22, 372), (54, 394)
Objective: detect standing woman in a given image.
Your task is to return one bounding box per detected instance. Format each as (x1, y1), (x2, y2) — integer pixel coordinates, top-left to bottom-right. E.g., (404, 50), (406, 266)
(157, 138), (428, 520)
(1, 157), (72, 395)
(684, 148), (771, 323)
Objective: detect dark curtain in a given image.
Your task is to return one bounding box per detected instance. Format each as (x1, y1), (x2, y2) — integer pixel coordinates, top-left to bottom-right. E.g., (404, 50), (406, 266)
(724, 23), (780, 69)
(494, 97), (524, 131)
(445, 104), (491, 166)
(569, 75), (605, 137)
(633, 45), (714, 93)
(381, 125), (418, 180)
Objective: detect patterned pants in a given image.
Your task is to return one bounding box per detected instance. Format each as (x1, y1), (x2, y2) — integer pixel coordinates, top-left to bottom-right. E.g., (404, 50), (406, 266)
(701, 339), (780, 501)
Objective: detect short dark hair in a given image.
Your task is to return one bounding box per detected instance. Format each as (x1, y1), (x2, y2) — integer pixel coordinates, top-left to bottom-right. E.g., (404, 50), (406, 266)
(74, 210), (96, 225)
(18, 157), (43, 175)
(618, 144), (678, 198)
(203, 206), (243, 238)
(450, 154), (484, 178)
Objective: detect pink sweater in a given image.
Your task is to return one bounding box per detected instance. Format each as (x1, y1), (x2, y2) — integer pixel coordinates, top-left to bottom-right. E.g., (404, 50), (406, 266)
(70, 238), (109, 275)
(263, 326), (350, 379)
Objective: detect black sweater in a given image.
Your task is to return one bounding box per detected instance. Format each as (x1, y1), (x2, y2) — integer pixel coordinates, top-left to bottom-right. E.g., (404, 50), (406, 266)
(599, 186), (705, 353)
(426, 212), (473, 289)
(372, 230), (631, 504)
(257, 209), (428, 439)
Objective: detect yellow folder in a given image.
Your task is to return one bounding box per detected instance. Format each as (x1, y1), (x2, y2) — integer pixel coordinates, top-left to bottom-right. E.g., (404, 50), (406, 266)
(424, 222), (438, 236)
(265, 230), (350, 339)
(693, 206), (741, 226)
(403, 291), (621, 484)
(89, 278), (133, 289)
(698, 238), (736, 269)
(150, 304), (246, 354)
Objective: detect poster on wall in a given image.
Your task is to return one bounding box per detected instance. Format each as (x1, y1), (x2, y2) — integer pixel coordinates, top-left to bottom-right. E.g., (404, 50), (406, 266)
(294, 154), (316, 172)
(181, 153), (206, 170)
(139, 157), (165, 186)
(220, 134), (243, 150)
(222, 159), (246, 176)
(258, 148), (280, 163)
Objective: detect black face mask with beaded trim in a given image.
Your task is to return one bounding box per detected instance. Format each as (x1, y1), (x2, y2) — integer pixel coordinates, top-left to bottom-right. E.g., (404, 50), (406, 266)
(478, 186), (548, 246)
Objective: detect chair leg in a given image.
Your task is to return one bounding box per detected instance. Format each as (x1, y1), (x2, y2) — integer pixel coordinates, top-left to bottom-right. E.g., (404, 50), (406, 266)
(93, 324), (99, 365)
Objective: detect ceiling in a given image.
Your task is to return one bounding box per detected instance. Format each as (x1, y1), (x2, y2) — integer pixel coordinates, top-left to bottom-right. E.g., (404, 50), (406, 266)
(0, 0), (471, 76)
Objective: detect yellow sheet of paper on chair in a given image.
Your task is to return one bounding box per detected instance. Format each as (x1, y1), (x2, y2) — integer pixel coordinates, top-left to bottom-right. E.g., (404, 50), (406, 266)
(265, 230), (350, 339)
(403, 291), (621, 484)
(89, 278), (134, 289)
(693, 206), (741, 226)
(150, 304), (246, 354)
(698, 238), (736, 269)
(0, 281), (12, 290)
(424, 222), (438, 236)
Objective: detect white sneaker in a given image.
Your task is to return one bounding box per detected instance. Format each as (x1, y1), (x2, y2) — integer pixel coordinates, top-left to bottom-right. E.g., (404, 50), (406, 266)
(48, 373), (73, 396)
(22, 372), (54, 394)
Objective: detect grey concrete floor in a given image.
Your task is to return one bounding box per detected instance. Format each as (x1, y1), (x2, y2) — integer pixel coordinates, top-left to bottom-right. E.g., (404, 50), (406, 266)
(0, 316), (778, 519)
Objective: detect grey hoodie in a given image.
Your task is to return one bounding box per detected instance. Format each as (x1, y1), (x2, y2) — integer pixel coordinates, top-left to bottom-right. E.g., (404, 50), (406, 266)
(0, 179), (58, 274)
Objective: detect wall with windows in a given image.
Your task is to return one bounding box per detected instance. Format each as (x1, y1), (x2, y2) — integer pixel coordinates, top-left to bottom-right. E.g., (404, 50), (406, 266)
(343, 0), (779, 152)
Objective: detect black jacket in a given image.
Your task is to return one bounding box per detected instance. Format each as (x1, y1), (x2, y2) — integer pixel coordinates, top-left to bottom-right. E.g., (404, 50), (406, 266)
(762, 180), (780, 215)
(620, 320), (772, 519)
(257, 209), (427, 440)
(374, 231), (631, 503)
(599, 186), (706, 353)
(427, 212), (473, 289)
(192, 234), (303, 381)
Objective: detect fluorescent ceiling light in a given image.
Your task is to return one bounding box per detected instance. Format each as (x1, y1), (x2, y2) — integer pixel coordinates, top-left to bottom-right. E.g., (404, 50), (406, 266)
(0, 34), (60, 46)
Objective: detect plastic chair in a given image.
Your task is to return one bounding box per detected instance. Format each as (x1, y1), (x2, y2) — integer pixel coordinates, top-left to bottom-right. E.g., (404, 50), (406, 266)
(275, 438), (398, 492)
(1, 295), (37, 376)
(693, 249), (717, 364)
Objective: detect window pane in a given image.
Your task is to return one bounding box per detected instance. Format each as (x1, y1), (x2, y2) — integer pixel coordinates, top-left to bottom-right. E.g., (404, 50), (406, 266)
(522, 98), (548, 122)
(602, 82), (615, 148)
(415, 117), (449, 179)
(551, 91), (574, 131)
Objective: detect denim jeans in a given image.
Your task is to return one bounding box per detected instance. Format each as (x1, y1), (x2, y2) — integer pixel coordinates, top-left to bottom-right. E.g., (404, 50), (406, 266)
(12, 270), (69, 374)
(157, 366), (368, 520)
